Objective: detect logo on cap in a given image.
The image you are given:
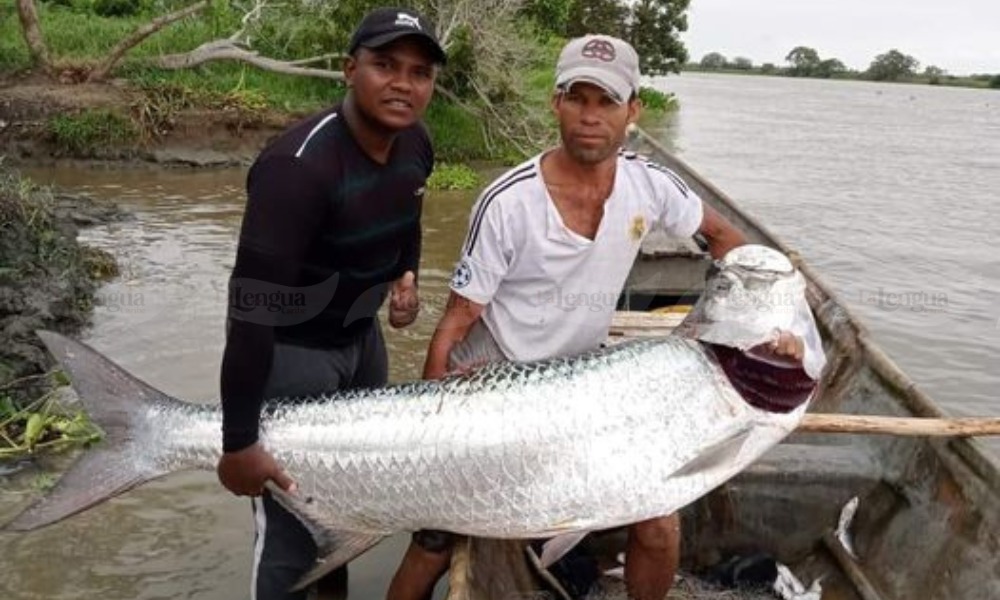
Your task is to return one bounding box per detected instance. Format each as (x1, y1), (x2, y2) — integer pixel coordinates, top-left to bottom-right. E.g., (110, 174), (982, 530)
(395, 12), (421, 29)
(581, 39), (616, 62)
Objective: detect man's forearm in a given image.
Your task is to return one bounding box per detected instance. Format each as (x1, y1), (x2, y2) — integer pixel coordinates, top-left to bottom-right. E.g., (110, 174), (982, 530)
(220, 320), (274, 452)
(423, 319), (468, 379)
(698, 204), (747, 260)
(423, 292), (485, 379)
(706, 228), (747, 260)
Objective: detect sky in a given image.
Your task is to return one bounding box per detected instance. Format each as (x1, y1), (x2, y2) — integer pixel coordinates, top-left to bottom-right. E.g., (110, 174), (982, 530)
(682, 0), (1000, 75)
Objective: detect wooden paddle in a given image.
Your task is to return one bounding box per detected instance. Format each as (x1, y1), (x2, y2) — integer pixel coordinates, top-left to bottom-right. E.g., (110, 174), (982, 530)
(799, 414), (1000, 436)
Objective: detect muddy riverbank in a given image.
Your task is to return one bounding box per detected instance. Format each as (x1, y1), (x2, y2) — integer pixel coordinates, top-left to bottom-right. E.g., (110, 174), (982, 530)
(0, 74), (298, 167)
(0, 163), (122, 407)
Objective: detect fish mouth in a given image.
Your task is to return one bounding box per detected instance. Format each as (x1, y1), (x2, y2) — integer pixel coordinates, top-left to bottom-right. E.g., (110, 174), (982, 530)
(707, 343), (816, 413)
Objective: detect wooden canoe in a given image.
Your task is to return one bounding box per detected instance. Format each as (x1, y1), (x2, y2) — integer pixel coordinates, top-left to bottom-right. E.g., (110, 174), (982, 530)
(442, 129), (1000, 600)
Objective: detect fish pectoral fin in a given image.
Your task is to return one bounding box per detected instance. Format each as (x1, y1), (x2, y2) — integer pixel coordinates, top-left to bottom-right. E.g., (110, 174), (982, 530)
(670, 426), (753, 479)
(264, 482), (387, 591)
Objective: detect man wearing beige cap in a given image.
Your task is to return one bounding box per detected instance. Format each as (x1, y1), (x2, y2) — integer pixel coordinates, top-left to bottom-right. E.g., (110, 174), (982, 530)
(389, 35), (750, 600)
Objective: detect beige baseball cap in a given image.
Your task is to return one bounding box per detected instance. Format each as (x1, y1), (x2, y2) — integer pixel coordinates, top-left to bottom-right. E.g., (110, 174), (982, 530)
(555, 34), (641, 103)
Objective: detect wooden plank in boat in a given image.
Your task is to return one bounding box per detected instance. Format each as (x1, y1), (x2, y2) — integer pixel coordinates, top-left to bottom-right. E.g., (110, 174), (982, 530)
(639, 230), (708, 258)
(608, 310), (687, 339)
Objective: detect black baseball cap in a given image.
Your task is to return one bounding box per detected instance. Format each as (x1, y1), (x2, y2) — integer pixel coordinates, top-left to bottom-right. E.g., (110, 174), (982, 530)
(347, 7), (447, 65)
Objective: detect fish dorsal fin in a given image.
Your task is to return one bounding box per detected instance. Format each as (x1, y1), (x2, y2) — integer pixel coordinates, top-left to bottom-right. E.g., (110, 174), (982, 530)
(264, 483), (387, 591)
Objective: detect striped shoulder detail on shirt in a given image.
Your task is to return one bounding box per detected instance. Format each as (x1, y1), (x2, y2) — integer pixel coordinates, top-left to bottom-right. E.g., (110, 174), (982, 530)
(464, 162), (538, 255)
(643, 158), (690, 198)
(294, 112), (339, 158)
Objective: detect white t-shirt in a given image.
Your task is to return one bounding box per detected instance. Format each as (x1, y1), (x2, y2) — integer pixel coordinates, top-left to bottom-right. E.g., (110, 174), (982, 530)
(449, 151), (704, 362)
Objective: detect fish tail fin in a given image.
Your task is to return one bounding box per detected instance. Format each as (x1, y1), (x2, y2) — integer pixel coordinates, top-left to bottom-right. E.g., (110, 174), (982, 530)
(5, 330), (179, 531)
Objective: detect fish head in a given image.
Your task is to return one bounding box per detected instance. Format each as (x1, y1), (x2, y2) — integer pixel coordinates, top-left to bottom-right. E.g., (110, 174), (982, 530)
(687, 244), (805, 352)
(683, 245), (820, 413)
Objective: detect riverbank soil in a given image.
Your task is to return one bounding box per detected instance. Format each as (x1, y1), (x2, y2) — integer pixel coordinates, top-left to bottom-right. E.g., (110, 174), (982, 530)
(0, 73), (299, 166)
(0, 164), (121, 408)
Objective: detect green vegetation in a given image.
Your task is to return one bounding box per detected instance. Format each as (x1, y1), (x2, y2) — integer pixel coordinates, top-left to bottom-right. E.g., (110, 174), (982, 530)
(0, 164), (112, 461)
(3, 0), (688, 163)
(427, 163), (480, 191)
(423, 99), (499, 163)
(688, 45), (998, 89)
(562, 0), (690, 74)
(638, 87), (676, 112)
(0, 384), (102, 460)
(48, 109), (138, 155)
(867, 49), (919, 82)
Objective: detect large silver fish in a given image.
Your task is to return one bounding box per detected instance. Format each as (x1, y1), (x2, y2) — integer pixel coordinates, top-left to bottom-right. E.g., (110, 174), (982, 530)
(6, 244), (825, 587)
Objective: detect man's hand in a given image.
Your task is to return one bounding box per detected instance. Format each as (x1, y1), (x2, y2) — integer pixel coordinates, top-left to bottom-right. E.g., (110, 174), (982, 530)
(769, 330), (805, 362)
(217, 442), (295, 496)
(389, 271), (419, 328)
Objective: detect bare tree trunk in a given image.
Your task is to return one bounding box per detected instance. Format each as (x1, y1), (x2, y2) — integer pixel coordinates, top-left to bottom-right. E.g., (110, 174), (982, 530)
(15, 0), (50, 72)
(87, 0), (209, 82)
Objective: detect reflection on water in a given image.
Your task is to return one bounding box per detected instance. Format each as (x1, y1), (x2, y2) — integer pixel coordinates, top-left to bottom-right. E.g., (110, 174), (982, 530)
(3, 73), (998, 597)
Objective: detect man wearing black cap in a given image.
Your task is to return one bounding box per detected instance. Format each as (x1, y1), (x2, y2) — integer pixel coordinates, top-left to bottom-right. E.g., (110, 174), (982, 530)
(216, 7), (446, 599)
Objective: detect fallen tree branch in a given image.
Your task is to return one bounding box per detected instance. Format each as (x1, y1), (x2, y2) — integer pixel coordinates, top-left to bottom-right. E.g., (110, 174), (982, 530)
(87, 0), (209, 82)
(155, 40), (345, 80)
(288, 53), (343, 67)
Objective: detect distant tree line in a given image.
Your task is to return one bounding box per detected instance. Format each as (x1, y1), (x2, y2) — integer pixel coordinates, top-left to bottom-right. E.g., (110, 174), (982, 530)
(522, 0), (692, 75)
(691, 46), (1000, 88)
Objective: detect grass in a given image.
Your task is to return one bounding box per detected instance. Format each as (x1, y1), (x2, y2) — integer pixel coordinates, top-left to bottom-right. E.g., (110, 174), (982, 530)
(123, 63), (343, 114)
(49, 109), (138, 155)
(424, 98), (497, 162)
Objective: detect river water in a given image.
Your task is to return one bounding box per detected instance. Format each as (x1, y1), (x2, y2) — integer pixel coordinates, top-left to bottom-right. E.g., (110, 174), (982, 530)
(646, 73), (1000, 430)
(1, 73), (998, 598)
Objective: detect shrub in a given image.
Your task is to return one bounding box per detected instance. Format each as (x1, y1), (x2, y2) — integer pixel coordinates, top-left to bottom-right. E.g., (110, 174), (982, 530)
(638, 87), (676, 113)
(92, 0), (141, 17)
(427, 164), (480, 191)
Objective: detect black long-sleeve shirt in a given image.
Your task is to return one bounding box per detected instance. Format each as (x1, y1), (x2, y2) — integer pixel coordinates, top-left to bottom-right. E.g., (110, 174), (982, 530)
(220, 105), (433, 451)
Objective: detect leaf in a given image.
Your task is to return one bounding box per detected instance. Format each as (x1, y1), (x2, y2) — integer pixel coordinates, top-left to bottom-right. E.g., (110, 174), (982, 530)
(51, 370), (71, 387)
(0, 395), (15, 419)
(24, 413), (45, 449)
